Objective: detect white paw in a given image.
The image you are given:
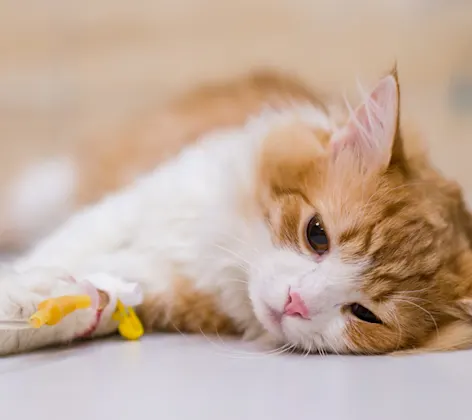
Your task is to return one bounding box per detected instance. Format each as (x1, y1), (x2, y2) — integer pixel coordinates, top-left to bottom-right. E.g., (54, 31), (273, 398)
(0, 267), (96, 355)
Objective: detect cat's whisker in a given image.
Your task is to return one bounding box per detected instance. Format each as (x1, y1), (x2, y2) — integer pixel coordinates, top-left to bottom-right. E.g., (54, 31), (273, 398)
(269, 343), (296, 358)
(213, 229), (263, 256)
(178, 323), (261, 359)
(391, 298), (439, 340)
(207, 328), (294, 359)
(210, 243), (252, 266)
(393, 294), (434, 305)
(170, 321), (215, 354)
(325, 334), (341, 356)
(343, 95), (370, 143)
(397, 284), (435, 295)
(286, 344), (297, 356)
(217, 231), (262, 256)
(226, 343), (295, 360)
(270, 343), (296, 357)
(224, 278), (248, 285)
(385, 308), (404, 351)
(196, 328), (249, 358)
(303, 343), (310, 358)
(351, 322), (376, 355)
(341, 337), (352, 354)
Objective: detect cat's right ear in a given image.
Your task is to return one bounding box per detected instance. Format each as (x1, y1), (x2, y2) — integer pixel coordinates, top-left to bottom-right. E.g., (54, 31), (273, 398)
(330, 71), (403, 176)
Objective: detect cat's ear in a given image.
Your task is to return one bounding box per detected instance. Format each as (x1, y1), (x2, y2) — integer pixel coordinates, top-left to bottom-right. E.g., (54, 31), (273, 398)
(331, 70), (403, 175)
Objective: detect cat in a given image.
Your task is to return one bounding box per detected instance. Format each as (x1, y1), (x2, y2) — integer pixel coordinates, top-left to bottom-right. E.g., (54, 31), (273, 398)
(1, 69), (472, 356)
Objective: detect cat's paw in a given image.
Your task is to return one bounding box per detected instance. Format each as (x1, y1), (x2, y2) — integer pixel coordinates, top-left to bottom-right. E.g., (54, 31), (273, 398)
(0, 268), (96, 356)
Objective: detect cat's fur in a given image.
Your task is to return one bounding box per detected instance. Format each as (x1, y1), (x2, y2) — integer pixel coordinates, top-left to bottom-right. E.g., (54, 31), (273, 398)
(2, 70), (472, 356)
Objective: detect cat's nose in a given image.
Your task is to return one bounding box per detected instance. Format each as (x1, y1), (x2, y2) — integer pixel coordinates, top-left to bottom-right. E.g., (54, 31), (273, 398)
(283, 290), (310, 319)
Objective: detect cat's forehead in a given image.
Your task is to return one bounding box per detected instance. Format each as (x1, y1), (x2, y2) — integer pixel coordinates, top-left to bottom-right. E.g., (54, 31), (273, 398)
(258, 121), (447, 286)
(270, 165), (444, 293)
(322, 176), (446, 299)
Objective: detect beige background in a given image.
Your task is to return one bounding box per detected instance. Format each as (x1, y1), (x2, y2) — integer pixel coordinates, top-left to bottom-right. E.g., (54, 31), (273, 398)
(1, 0), (472, 198)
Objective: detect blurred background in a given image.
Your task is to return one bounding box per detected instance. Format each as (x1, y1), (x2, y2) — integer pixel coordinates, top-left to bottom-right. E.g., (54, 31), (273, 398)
(1, 1), (472, 198)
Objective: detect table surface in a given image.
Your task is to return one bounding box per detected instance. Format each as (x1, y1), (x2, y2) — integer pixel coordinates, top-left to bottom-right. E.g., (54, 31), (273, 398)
(0, 334), (470, 420)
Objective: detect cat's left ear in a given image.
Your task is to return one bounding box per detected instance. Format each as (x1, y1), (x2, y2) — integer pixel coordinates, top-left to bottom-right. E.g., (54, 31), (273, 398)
(331, 69), (404, 174)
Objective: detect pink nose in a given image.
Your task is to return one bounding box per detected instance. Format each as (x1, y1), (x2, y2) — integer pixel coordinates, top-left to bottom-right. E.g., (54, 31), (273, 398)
(283, 291), (310, 319)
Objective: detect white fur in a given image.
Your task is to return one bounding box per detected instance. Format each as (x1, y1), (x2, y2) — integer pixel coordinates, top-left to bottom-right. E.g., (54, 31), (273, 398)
(0, 104), (366, 355)
(248, 246), (366, 353)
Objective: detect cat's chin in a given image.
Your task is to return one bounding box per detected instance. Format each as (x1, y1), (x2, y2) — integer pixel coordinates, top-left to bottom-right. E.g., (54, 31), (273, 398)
(253, 333), (285, 352)
(242, 326), (285, 351)
(246, 331), (318, 355)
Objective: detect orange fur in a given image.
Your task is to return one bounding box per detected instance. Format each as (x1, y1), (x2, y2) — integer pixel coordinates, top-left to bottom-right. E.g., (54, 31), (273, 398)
(0, 71), (325, 252)
(253, 70), (472, 354)
(137, 277), (238, 335)
(5, 69), (472, 354)
(76, 71), (325, 206)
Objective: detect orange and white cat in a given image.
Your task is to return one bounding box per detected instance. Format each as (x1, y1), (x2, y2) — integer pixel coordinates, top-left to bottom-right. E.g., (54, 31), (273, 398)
(1, 70), (472, 356)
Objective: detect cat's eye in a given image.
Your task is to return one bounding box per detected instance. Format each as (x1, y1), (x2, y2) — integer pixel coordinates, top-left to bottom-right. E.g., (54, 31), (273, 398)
(306, 215), (329, 256)
(349, 303), (382, 324)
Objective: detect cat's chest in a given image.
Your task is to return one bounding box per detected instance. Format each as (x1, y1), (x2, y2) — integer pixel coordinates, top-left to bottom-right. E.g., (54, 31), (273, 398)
(128, 237), (258, 334)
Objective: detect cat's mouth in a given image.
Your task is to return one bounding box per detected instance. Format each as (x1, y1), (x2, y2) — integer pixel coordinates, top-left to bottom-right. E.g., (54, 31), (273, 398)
(267, 305), (283, 325)
(261, 302), (314, 343)
(256, 303), (286, 339)
(260, 303), (334, 353)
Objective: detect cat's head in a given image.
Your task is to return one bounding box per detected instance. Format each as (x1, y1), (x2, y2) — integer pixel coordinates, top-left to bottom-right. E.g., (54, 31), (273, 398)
(248, 71), (472, 354)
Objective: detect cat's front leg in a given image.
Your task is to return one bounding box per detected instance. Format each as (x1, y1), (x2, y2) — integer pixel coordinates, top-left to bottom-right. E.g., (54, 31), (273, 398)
(0, 267), (117, 356)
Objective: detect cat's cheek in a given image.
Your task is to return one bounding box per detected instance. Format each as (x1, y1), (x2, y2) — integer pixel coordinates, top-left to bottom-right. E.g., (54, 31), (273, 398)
(324, 315), (352, 354)
(247, 278), (267, 319)
(342, 318), (398, 354)
(280, 311), (350, 354)
(247, 277), (283, 339)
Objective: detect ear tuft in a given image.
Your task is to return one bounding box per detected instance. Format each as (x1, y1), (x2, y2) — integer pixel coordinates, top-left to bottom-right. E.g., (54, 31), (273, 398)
(331, 73), (400, 175)
(390, 61), (399, 83)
